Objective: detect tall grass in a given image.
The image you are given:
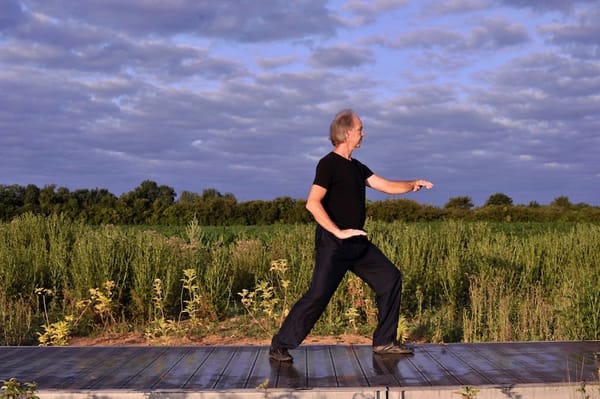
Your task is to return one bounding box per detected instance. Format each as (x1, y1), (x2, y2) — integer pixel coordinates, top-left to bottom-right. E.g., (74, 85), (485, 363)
(1, 214), (598, 345)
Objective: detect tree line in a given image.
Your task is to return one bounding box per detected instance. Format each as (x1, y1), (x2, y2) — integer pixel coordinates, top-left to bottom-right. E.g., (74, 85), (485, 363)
(1, 180), (598, 225)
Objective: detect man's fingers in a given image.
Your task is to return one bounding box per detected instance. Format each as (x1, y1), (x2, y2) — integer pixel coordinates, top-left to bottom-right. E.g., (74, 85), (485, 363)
(340, 229), (367, 239)
(417, 180), (434, 190)
(348, 229), (367, 237)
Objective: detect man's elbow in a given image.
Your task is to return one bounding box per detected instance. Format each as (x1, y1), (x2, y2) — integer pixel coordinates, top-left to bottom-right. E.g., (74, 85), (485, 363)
(305, 201), (314, 213)
(305, 200), (319, 215)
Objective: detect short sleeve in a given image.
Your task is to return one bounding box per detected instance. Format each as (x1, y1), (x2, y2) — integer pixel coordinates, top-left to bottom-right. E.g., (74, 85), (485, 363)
(313, 156), (332, 189)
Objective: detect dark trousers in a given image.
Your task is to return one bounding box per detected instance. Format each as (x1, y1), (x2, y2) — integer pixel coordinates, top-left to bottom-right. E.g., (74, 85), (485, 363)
(271, 226), (403, 349)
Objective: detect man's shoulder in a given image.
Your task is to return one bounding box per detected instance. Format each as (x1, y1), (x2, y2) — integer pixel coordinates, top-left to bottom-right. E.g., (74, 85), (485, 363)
(317, 152), (367, 168)
(320, 151), (335, 160)
(316, 151), (336, 166)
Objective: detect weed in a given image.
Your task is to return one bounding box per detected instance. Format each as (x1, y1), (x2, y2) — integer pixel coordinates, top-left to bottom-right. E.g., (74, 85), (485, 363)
(36, 287), (72, 346)
(144, 278), (181, 342)
(3, 217), (600, 343)
(0, 378), (39, 399)
(346, 275), (377, 332)
(0, 290), (33, 345)
(238, 259), (290, 335)
(577, 381), (591, 399)
(456, 386), (480, 399)
(184, 216), (205, 247)
(82, 280), (117, 329)
(36, 281), (118, 345)
(34, 288), (53, 327)
(396, 315), (410, 344)
(256, 378), (270, 398)
(37, 317), (73, 346)
(180, 268), (216, 331)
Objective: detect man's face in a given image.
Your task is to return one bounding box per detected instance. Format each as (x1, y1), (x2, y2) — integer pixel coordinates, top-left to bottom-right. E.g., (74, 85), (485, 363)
(348, 115), (365, 148)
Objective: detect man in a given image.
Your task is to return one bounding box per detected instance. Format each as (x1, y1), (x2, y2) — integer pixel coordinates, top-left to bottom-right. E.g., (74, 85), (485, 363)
(269, 109), (434, 362)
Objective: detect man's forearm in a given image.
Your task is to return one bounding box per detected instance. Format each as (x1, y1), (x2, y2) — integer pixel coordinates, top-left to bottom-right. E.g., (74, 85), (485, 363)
(306, 200), (341, 236)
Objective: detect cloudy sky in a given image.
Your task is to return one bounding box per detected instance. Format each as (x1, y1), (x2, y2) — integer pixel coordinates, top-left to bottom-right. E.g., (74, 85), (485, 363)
(1, 0), (599, 207)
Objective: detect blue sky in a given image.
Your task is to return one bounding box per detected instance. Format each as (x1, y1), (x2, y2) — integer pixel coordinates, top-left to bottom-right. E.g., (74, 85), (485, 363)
(1, 0), (599, 207)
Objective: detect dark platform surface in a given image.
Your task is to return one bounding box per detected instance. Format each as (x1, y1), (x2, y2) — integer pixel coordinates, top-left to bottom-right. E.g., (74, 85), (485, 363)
(1, 341), (599, 397)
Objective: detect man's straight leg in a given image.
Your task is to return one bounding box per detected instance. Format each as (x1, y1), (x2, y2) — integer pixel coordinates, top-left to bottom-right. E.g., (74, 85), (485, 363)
(271, 237), (348, 350)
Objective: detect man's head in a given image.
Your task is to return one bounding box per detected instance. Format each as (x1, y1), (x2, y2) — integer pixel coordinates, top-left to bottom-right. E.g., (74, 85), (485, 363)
(329, 109), (364, 148)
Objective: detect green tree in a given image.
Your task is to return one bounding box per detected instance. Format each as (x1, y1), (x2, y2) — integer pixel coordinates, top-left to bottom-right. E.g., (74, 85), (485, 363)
(367, 198), (422, 222)
(201, 188), (223, 201)
(39, 184), (57, 215)
(484, 193), (513, 207)
(118, 180), (176, 224)
(444, 196), (474, 210)
(179, 190), (201, 204)
(0, 184), (24, 220)
(22, 184), (41, 214)
(550, 196), (572, 208)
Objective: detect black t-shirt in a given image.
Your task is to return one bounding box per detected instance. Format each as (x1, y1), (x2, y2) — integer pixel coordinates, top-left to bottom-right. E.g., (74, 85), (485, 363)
(313, 152), (373, 229)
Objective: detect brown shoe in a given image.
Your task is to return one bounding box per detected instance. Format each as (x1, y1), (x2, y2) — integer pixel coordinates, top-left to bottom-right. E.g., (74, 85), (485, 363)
(373, 342), (414, 355)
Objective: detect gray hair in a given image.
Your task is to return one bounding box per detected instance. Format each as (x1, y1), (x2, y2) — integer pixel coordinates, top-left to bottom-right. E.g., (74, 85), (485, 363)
(329, 109), (356, 146)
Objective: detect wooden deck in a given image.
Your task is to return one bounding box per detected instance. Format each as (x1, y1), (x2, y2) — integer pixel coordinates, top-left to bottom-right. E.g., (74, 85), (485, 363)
(1, 341), (599, 398)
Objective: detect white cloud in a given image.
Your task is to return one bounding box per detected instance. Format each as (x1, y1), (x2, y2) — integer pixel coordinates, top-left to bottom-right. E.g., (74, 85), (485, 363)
(0, 0), (598, 206)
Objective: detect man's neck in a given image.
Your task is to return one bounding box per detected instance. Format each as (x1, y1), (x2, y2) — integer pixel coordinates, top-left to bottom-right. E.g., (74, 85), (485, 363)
(334, 144), (353, 160)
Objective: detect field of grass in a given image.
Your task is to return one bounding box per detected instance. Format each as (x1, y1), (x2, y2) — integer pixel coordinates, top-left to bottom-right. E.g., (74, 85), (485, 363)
(1, 213), (599, 346)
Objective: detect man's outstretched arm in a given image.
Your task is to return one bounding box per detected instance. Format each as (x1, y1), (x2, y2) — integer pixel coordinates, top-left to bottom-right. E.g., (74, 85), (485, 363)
(366, 174), (433, 195)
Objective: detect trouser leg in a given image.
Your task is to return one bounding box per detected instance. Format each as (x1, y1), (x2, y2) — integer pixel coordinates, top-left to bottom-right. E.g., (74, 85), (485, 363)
(271, 235), (347, 349)
(350, 244), (403, 346)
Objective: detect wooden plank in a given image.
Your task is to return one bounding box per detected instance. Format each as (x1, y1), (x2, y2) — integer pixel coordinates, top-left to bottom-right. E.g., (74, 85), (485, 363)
(329, 345), (369, 387)
(522, 342), (584, 381)
(557, 341), (600, 379)
(52, 347), (131, 389)
(376, 346), (433, 387)
(124, 346), (191, 389)
(1, 341), (599, 393)
(306, 345), (337, 387)
(151, 347), (214, 390)
(421, 344), (493, 386)
(213, 347), (260, 390)
(24, 347), (98, 387)
(406, 345), (462, 386)
(0, 347), (42, 370)
(441, 343), (525, 385)
(468, 343), (548, 383)
(276, 347), (307, 388)
(2, 347), (97, 386)
(182, 346), (237, 389)
(524, 341), (599, 382)
(243, 347), (280, 390)
(0, 347), (59, 380)
(352, 345), (405, 387)
(83, 347), (167, 389)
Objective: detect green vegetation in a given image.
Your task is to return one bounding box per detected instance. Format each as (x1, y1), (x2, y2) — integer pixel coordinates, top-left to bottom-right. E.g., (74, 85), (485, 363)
(1, 181), (599, 225)
(1, 214), (599, 346)
(0, 378), (39, 399)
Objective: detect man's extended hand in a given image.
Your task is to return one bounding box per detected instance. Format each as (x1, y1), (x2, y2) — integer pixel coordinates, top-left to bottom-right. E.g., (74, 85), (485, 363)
(336, 229), (368, 239)
(413, 179), (434, 191)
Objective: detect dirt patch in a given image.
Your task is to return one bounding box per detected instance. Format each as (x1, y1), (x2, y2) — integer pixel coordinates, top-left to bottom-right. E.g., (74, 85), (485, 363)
(68, 332), (373, 347)
(67, 317), (374, 347)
